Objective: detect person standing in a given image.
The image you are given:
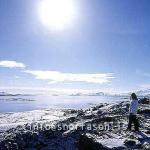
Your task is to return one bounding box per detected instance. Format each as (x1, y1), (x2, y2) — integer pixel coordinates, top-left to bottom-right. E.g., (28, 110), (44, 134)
(127, 93), (139, 131)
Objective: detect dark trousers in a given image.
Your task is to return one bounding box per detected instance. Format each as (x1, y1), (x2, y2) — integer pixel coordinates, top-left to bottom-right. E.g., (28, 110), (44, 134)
(127, 114), (139, 131)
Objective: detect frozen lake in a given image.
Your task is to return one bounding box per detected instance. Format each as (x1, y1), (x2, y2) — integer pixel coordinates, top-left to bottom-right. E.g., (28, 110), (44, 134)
(0, 95), (129, 112)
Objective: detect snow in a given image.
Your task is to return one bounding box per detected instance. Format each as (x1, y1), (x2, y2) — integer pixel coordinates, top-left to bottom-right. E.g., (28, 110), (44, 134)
(0, 99), (149, 149)
(97, 138), (125, 148)
(0, 109), (68, 132)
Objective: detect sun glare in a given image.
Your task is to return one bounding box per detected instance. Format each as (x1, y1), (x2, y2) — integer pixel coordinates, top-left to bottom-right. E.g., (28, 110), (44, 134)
(38, 0), (76, 30)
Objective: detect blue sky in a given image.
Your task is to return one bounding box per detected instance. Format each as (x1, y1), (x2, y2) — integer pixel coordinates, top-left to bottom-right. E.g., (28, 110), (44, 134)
(0, 0), (150, 94)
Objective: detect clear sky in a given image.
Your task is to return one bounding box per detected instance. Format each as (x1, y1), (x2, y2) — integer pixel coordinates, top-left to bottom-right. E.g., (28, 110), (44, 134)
(0, 0), (149, 94)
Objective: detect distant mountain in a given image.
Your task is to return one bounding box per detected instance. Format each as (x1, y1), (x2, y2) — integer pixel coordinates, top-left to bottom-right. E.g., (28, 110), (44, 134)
(1, 89), (150, 97)
(136, 89), (150, 97)
(0, 92), (32, 96)
(0, 92), (10, 96)
(87, 92), (105, 96)
(69, 92), (105, 96)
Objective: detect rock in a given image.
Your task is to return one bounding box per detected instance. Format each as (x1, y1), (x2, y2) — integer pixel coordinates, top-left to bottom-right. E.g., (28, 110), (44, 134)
(124, 139), (136, 147)
(138, 109), (150, 114)
(68, 116), (76, 122)
(92, 116), (115, 123)
(34, 141), (48, 149)
(92, 104), (105, 111)
(97, 110), (103, 115)
(77, 110), (84, 117)
(139, 98), (150, 104)
(83, 114), (95, 120)
(79, 134), (109, 150)
(145, 130), (150, 134)
(142, 142), (150, 149)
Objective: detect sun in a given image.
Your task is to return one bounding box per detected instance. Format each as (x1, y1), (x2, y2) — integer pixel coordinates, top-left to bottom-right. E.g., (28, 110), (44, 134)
(38, 0), (76, 30)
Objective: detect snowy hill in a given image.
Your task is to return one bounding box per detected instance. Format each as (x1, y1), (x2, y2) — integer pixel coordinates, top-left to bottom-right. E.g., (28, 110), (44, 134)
(136, 89), (150, 97)
(0, 98), (149, 149)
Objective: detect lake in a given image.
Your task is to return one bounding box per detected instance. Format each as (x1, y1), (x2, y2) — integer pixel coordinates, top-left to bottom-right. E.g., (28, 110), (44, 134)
(0, 95), (129, 112)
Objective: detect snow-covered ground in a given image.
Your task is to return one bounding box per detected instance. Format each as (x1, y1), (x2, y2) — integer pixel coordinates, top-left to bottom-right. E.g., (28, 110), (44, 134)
(0, 109), (67, 132)
(0, 99), (149, 149)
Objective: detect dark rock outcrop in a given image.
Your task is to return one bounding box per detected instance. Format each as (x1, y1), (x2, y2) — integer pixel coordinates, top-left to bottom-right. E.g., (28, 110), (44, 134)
(79, 134), (109, 150)
(139, 98), (150, 105)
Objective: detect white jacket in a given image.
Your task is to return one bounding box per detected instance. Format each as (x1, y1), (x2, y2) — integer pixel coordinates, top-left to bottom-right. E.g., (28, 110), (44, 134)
(129, 100), (139, 115)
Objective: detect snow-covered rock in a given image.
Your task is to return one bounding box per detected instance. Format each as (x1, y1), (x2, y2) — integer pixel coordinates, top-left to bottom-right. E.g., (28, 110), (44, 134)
(0, 101), (149, 150)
